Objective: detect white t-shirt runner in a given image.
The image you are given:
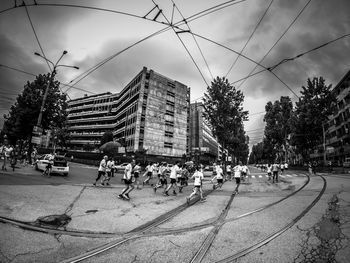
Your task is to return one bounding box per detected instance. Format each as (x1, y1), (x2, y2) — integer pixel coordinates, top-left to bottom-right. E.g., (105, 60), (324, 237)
(98, 159), (107, 172)
(192, 171), (204, 186)
(233, 165), (243, 178)
(124, 163), (132, 180)
(170, 164), (180, 179)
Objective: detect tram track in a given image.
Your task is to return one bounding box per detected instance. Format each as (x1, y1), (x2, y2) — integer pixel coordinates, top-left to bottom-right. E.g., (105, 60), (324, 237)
(0, 173), (315, 263)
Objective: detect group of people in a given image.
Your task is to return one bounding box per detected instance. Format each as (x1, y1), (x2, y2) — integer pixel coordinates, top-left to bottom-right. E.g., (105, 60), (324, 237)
(0, 144), (25, 172)
(93, 155), (250, 203)
(260, 162), (288, 183)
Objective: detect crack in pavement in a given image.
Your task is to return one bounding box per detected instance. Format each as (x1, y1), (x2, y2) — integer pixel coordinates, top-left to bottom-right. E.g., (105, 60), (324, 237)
(64, 186), (86, 215)
(9, 247), (55, 263)
(294, 194), (349, 263)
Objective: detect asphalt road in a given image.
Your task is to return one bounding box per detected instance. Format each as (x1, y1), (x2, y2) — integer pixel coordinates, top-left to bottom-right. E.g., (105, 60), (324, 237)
(0, 164), (349, 263)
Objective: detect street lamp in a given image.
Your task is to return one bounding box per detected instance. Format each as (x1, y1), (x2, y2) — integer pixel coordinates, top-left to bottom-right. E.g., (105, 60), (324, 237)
(34, 51), (79, 128)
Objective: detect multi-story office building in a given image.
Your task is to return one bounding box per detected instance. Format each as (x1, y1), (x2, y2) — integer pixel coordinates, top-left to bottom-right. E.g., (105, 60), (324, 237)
(325, 70), (350, 165)
(189, 102), (219, 163)
(67, 67), (190, 157)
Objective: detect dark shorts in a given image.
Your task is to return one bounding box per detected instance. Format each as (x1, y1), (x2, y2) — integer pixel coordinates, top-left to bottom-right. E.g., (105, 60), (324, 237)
(242, 172), (247, 176)
(235, 177), (241, 184)
(170, 178), (177, 184)
(160, 178), (167, 185)
(147, 171), (152, 177)
(194, 185), (201, 189)
(134, 172), (139, 178)
(123, 179), (132, 185)
(217, 179), (223, 184)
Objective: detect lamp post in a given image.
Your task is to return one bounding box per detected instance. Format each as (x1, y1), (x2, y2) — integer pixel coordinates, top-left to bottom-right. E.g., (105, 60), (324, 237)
(34, 51), (79, 128)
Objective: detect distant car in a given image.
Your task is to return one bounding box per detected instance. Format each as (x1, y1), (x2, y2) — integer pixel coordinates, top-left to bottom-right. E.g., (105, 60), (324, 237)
(343, 157), (350, 168)
(35, 154), (69, 176)
(115, 163), (129, 171)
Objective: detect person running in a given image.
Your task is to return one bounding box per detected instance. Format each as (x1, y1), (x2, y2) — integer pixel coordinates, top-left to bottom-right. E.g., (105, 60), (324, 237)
(93, 155), (108, 186)
(226, 163), (232, 181)
(280, 163), (285, 175)
(164, 161), (181, 196)
(272, 162), (279, 183)
(267, 163), (272, 181)
(154, 163), (168, 194)
(43, 154), (54, 177)
(179, 164), (189, 193)
(233, 161), (243, 194)
(118, 159), (135, 200)
(143, 162), (154, 186)
(211, 165), (224, 190)
(110, 158), (116, 178)
(133, 162), (141, 189)
(102, 157), (113, 186)
(186, 165), (205, 204)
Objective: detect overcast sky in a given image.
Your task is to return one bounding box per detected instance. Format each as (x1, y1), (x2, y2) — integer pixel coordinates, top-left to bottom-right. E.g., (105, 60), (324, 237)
(0, 0), (349, 149)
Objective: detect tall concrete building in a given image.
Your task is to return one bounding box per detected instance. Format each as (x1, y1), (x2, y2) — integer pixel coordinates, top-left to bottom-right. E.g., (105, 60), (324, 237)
(67, 67), (190, 157)
(189, 102), (219, 163)
(325, 70), (350, 165)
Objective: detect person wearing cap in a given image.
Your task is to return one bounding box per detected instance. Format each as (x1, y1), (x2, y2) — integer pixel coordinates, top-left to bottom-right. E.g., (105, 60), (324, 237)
(93, 155), (108, 186)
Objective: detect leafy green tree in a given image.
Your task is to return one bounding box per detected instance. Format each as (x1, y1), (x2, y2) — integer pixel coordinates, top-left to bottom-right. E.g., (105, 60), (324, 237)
(263, 96), (294, 162)
(203, 77), (248, 164)
(292, 77), (336, 160)
(2, 73), (67, 145)
(100, 131), (114, 146)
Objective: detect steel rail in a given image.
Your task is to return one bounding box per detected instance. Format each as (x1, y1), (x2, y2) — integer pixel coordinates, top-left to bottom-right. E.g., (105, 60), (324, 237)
(214, 174), (327, 263)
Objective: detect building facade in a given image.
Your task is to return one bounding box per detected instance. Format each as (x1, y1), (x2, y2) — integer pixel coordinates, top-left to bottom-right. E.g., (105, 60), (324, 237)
(324, 70), (350, 165)
(189, 102), (219, 163)
(67, 67), (190, 157)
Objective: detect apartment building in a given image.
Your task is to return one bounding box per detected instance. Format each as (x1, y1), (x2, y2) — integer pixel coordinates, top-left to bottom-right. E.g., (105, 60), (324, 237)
(189, 102), (219, 163)
(325, 70), (350, 165)
(67, 67), (190, 157)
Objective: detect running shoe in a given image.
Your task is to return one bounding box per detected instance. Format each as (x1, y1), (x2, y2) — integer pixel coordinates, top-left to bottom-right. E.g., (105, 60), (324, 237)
(123, 194), (130, 200)
(186, 197), (190, 205)
(117, 194), (124, 199)
(212, 184), (216, 190)
(154, 187), (157, 193)
(164, 192), (169, 196)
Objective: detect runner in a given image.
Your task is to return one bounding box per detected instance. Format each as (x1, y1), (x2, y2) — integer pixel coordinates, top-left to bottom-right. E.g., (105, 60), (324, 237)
(242, 164), (250, 183)
(133, 162), (141, 189)
(93, 155), (108, 186)
(233, 161), (243, 194)
(186, 165), (205, 204)
(164, 161), (181, 196)
(142, 162), (154, 186)
(179, 164), (189, 193)
(272, 162), (279, 183)
(211, 165), (224, 190)
(226, 163), (232, 181)
(280, 162), (285, 175)
(43, 154), (54, 177)
(153, 163), (168, 194)
(102, 157), (113, 186)
(267, 163), (272, 181)
(118, 159), (135, 200)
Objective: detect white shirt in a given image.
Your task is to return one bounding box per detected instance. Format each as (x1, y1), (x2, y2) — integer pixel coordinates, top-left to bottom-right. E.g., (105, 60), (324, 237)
(215, 166), (224, 179)
(233, 165), (243, 178)
(170, 164), (180, 179)
(226, 165), (231, 172)
(284, 163), (288, 169)
(98, 159), (107, 172)
(242, 165), (249, 173)
(106, 160), (113, 172)
(124, 163), (133, 180)
(192, 171), (204, 186)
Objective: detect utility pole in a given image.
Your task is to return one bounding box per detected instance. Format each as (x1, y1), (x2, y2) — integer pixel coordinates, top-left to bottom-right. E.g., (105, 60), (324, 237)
(323, 123), (327, 165)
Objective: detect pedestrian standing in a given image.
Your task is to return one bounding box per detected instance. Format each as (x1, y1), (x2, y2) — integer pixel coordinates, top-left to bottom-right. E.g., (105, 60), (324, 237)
(118, 159), (135, 200)
(186, 165), (206, 204)
(272, 162), (279, 183)
(133, 162), (141, 189)
(233, 161), (243, 194)
(164, 161), (181, 196)
(93, 155), (108, 186)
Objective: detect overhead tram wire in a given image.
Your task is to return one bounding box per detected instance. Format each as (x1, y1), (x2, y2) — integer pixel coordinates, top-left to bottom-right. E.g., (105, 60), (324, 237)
(0, 64), (96, 95)
(225, 0), (274, 78)
(171, 0), (214, 80)
(1, 1), (248, 89)
(236, 0), (313, 90)
(23, 4), (51, 72)
(153, 0), (210, 87)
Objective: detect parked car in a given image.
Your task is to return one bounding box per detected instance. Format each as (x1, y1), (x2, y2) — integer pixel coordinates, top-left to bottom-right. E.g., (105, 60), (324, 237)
(115, 163), (128, 171)
(343, 157), (350, 167)
(35, 154), (69, 176)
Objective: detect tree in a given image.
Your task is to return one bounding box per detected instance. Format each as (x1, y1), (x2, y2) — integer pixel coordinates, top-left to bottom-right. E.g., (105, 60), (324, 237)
(263, 96), (294, 162)
(292, 77), (336, 160)
(100, 131), (114, 146)
(203, 77), (248, 164)
(2, 73), (67, 146)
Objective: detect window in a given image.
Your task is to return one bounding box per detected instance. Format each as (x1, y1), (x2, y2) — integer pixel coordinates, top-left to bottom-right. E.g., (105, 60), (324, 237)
(165, 110), (174, 117)
(165, 131), (173, 137)
(165, 120), (174, 127)
(164, 142), (173, 148)
(167, 81), (175, 88)
(167, 91), (175, 97)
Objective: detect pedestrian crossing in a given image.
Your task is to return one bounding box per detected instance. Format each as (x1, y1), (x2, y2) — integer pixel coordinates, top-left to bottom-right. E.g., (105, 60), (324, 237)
(250, 173), (303, 179)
